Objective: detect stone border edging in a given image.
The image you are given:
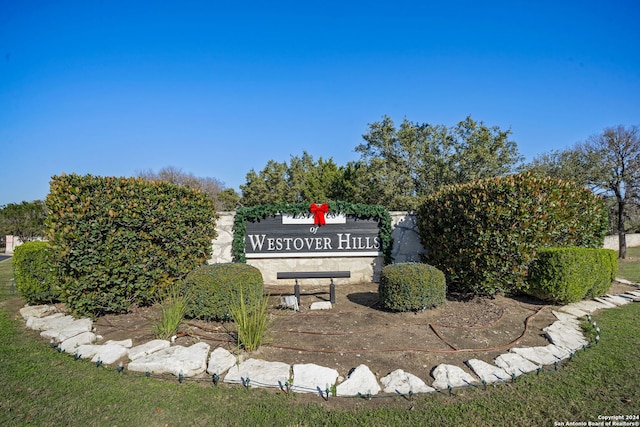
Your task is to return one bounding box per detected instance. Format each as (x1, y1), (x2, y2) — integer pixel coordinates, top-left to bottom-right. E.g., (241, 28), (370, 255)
(19, 285), (640, 399)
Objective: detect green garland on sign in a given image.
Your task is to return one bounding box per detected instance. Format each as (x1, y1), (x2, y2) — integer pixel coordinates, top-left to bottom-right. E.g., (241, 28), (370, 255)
(232, 201), (393, 264)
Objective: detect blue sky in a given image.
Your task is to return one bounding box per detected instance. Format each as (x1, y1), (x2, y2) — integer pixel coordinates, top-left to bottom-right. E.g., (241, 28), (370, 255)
(1, 0), (639, 206)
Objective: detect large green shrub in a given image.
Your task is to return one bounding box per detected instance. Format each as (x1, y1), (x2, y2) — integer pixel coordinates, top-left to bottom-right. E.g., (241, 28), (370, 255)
(378, 263), (446, 312)
(46, 173), (217, 317)
(183, 263), (264, 321)
(417, 173), (609, 296)
(527, 247), (617, 304)
(13, 241), (59, 304)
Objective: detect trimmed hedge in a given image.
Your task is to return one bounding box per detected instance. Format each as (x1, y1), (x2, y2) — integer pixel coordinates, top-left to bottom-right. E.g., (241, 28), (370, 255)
(417, 173), (609, 296)
(46, 173), (217, 317)
(183, 263), (264, 321)
(379, 263), (446, 312)
(13, 241), (59, 304)
(527, 247), (618, 304)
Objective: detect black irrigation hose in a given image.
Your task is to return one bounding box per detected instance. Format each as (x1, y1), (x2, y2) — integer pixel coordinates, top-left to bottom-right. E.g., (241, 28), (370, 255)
(90, 296), (547, 360)
(262, 306), (547, 354)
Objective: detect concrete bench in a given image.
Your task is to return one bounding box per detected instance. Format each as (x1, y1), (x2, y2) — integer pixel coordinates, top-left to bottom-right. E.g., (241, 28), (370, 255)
(276, 271), (351, 305)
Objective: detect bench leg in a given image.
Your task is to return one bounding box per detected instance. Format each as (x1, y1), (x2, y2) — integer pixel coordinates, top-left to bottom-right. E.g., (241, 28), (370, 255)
(330, 279), (336, 304)
(294, 279), (300, 307)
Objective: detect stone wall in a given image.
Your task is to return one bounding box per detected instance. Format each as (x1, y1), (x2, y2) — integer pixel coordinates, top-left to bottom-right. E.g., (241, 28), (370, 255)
(4, 235), (22, 254)
(209, 211), (426, 285)
(603, 233), (640, 251)
(210, 212), (235, 263)
(388, 211), (427, 263)
(4, 235), (45, 254)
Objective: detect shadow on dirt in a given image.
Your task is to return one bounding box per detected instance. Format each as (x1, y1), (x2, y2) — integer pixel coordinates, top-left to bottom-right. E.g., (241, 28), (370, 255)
(347, 291), (381, 309)
(346, 290), (500, 311)
(510, 293), (548, 306)
(347, 287), (504, 310)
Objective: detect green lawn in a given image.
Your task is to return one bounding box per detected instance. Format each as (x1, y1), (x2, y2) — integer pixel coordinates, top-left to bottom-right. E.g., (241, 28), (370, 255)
(617, 246), (640, 283)
(0, 256), (638, 426)
(0, 258), (15, 303)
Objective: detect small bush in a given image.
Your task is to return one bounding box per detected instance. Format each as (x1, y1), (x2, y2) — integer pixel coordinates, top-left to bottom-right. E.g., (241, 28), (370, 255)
(378, 263), (446, 312)
(13, 241), (60, 304)
(526, 247), (617, 304)
(183, 263), (263, 321)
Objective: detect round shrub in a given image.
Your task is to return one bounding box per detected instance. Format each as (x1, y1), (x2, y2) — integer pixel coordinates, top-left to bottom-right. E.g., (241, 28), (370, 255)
(13, 241), (60, 304)
(183, 263), (264, 321)
(417, 173), (609, 296)
(527, 247), (617, 304)
(379, 263), (446, 312)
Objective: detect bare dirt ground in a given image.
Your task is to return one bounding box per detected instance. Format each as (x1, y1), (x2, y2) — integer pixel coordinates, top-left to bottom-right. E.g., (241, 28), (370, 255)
(84, 280), (636, 383)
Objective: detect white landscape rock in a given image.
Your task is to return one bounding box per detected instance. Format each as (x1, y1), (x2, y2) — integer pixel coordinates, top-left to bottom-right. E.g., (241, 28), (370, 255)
(510, 344), (570, 365)
(223, 358), (291, 389)
(91, 343), (129, 365)
(594, 296), (619, 308)
(127, 342), (211, 377)
(431, 364), (478, 390)
(620, 293), (640, 302)
(564, 300), (611, 314)
(465, 359), (510, 384)
(104, 339), (133, 348)
(59, 332), (97, 353)
(494, 353), (540, 377)
(26, 313), (73, 331)
(592, 297), (617, 308)
(292, 363), (340, 394)
(335, 364), (381, 397)
(601, 294), (631, 306)
(20, 305), (57, 320)
(547, 317), (583, 334)
(207, 347), (237, 376)
(41, 318), (93, 341)
(380, 369), (435, 394)
(544, 320), (588, 352)
(72, 344), (102, 359)
(309, 301), (332, 310)
(557, 305), (589, 318)
(551, 310), (582, 324)
(128, 339), (171, 361)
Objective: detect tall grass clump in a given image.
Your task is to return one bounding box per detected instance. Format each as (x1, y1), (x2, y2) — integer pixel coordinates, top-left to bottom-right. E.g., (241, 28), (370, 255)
(154, 284), (190, 340)
(229, 289), (270, 351)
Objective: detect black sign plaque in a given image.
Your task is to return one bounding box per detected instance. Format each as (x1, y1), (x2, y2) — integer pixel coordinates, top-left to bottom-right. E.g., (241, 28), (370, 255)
(245, 214), (381, 258)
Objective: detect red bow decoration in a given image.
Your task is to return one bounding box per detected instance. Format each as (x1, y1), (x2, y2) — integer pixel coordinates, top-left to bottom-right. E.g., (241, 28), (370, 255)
(309, 203), (329, 226)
